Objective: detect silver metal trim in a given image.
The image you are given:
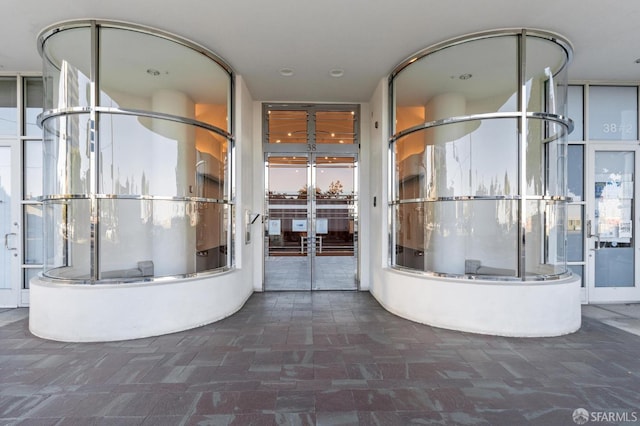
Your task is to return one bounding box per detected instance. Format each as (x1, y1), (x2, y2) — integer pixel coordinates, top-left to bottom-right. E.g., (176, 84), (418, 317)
(389, 265), (573, 282)
(40, 194), (233, 203)
(390, 28), (573, 80)
(390, 195), (569, 204)
(389, 112), (573, 143)
(38, 107), (233, 141)
(36, 19), (234, 76)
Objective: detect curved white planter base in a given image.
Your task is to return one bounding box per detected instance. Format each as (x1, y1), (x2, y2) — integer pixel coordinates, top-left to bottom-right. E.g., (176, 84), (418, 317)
(371, 269), (581, 337)
(29, 272), (252, 342)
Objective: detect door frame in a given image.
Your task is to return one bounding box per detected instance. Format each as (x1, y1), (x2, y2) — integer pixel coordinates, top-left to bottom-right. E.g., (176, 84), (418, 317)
(585, 142), (640, 303)
(263, 151), (359, 291)
(0, 139), (21, 307)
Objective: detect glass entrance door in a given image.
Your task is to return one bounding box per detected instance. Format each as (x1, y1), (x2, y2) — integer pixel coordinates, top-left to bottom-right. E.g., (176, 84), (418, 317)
(0, 142), (19, 307)
(587, 145), (640, 302)
(264, 154), (357, 290)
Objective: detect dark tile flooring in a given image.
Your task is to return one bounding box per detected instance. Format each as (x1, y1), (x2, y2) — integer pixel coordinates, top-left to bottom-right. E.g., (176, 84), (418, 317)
(1, 291), (640, 425)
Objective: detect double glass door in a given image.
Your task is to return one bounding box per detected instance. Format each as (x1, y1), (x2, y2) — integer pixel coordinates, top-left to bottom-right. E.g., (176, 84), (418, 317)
(0, 142), (19, 307)
(264, 153), (357, 290)
(587, 144), (640, 302)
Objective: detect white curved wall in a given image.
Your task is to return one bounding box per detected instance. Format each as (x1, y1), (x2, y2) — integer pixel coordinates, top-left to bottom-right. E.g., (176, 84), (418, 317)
(29, 272), (252, 342)
(371, 269), (581, 337)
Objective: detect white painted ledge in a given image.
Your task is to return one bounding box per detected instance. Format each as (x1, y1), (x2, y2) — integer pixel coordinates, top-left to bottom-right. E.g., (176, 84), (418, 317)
(29, 271), (252, 342)
(371, 269), (581, 337)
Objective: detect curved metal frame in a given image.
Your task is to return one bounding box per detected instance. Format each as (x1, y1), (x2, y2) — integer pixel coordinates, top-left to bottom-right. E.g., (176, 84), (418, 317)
(388, 28), (573, 282)
(38, 19), (235, 284)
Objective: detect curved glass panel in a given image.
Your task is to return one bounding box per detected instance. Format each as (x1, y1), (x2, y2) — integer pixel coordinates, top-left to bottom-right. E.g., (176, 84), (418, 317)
(98, 199), (229, 280)
(390, 29), (572, 281)
(395, 119), (518, 200)
(41, 27), (92, 110)
(394, 200), (518, 276)
(394, 36), (518, 133)
(98, 114), (229, 199)
(42, 114), (92, 196)
(43, 199), (91, 280)
(38, 20), (234, 282)
(99, 28), (229, 132)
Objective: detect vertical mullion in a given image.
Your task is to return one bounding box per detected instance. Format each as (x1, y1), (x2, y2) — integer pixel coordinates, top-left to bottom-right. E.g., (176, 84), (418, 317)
(89, 21), (99, 282)
(518, 30), (527, 280)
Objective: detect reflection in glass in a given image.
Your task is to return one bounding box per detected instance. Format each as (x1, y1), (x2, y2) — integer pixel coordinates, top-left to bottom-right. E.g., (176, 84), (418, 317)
(316, 111), (356, 144)
(24, 204), (44, 265)
(567, 204), (583, 262)
(568, 145), (584, 201)
(23, 268), (42, 290)
(390, 29), (572, 281)
(568, 85), (584, 141)
(395, 119), (518, 200)
(267, 110), (308, 144)
(39, 20), (234, 282)
(589, 86), (638, 141)
(0, 78), (17, 135)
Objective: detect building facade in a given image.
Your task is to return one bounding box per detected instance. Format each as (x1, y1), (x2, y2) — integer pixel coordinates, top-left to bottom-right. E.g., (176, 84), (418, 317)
(1, 19), (638, 341)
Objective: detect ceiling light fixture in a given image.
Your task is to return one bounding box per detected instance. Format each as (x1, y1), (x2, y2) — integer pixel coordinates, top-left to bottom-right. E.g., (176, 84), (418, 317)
(635, 58), (640, 64)
(146, 68), (161, 76)
(329, 68), (344, 78)
(279, 68), (294, 77)
(459, 73), (472, 80)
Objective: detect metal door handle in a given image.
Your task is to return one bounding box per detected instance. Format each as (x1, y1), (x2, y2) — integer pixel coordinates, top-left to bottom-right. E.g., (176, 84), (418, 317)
(4, 233), (17, 250)
(589, 233), (601, 251)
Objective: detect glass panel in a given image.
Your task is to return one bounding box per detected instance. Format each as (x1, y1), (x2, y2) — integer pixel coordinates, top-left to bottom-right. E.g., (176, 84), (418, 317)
(41, 27), (92, 109)
(265, 156), (311, 290)
(525, 36), (569, 116)
(266, 110), (308, 144)
(394, 200), (518, 276)
(395, 119), (518, 200)
(528, 118), (570, 197)
(24, 140), (43, 200)
(98, 114), (229, 199)
(24, 77), (44, 137)
(567, 204), (584, 262)
(394, 36), (518, 133)
(568, 85), (584, 141)
(314, 156), (357, 290)
(589, 86), (638, 141)
(568, 145), (584, 201)
(99, 28), (230, 131)
(0, 146), (12, 289)
(42, 114), (92, 196)
(594, 151), (634, 287)
(23, 268), (41, 289)
(315, 111), (356, 144)
(24, 204), (43, 265)
(0, 78), (17, 135)
(98, 199), (229, 279)
(525, 200), (567, 277)
(43, 199), (91, 280)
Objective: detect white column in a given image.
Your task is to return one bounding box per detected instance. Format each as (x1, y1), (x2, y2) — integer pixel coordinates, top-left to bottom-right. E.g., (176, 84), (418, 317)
(151, 90), (197, 276)
(425, 93), (466, 274)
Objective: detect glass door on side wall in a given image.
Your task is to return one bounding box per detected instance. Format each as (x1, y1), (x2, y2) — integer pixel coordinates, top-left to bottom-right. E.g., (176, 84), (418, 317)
(0, 142), (20, 307)
(264, 154), (357, 290)
(587, 144), (640, 302)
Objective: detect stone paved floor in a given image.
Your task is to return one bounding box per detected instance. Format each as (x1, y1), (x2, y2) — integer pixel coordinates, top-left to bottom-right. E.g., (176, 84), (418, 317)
(1, 293), (640, 425)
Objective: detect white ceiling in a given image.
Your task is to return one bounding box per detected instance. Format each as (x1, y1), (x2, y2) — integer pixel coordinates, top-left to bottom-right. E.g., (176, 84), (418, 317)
(2, 0), (639, 102)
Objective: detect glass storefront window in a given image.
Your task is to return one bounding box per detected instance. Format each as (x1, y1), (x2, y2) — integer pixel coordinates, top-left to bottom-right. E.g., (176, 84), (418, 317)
(266, 110), (308, 144)
(588, 86), (638, 141)
(24, 77), (44, 138)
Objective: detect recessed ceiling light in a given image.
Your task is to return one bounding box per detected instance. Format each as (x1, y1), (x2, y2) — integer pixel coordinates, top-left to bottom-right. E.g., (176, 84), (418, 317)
(459, 73), (472, 80)
(635, 58), (640, 64)
(279, 68), (294, 77)
(329, 68), (344, 78)
(146, 68), (161, 76)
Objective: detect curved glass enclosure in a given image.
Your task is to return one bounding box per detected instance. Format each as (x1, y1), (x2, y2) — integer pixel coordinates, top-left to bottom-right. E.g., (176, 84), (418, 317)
(38, 20), (234, 282)
(390, 29), (572, 280)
